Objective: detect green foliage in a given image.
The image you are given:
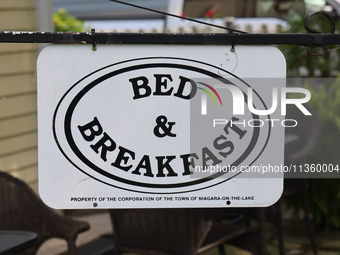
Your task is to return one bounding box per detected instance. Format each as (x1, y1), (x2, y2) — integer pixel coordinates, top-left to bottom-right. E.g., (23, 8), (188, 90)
(308, 179), (340, 231)
(281, 12), (340, 230)
(53, 9), (89, 32)
(280, 12), (340, 77)
(285, 80), (340, 231)
(306, 80), (340, 230)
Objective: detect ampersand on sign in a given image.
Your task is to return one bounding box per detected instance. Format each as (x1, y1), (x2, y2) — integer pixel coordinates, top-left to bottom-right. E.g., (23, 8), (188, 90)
(153, 115), (176, 138)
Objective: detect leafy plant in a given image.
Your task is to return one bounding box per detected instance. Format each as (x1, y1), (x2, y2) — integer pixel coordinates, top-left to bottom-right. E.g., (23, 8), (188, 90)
(53, 8), (89, 32)
(305, 80), (340, 230)
(284, 79), (340, 231)
(280, 11), (340, 230)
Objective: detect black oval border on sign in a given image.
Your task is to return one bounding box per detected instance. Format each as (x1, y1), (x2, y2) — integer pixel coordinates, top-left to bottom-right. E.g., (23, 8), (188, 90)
(53, 57), (271, 194)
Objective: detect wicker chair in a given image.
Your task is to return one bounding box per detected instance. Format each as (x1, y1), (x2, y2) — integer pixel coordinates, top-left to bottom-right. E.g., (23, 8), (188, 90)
(109, 208), (250, 255)
(0, 171), (90, 255)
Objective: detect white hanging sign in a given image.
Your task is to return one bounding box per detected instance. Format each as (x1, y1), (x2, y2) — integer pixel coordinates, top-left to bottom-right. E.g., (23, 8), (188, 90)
(38, 44), (286, 209)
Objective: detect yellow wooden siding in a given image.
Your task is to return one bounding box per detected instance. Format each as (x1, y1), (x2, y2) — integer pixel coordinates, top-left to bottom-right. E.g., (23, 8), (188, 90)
(0, 92), (38, 191)
(0, 43), (38, 54)
(0, 132), (37, 156)
(0, 0), (35, 9)
(0, 148), (38, 172)
(0, 73), (37, 96)
(0, 93), (37, 119)
(0, 9), (36, 31)
(0, 51), (37, 76)
(0, 2), (38, 192)
(0, 114), (37, 139)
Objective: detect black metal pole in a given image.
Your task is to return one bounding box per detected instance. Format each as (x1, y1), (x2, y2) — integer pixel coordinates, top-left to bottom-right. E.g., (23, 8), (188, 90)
(0, 31), (339, 45)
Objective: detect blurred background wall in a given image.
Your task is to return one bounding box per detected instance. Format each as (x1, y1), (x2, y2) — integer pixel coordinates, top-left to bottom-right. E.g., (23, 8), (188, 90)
(0, 0), (52, 193)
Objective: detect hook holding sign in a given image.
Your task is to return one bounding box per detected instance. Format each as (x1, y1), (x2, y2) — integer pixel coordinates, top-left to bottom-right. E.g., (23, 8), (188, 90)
(304, 11), (335, 56)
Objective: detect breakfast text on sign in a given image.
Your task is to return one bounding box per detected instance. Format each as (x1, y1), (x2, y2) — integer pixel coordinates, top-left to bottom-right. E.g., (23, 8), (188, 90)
(78, 116), (247, 177)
